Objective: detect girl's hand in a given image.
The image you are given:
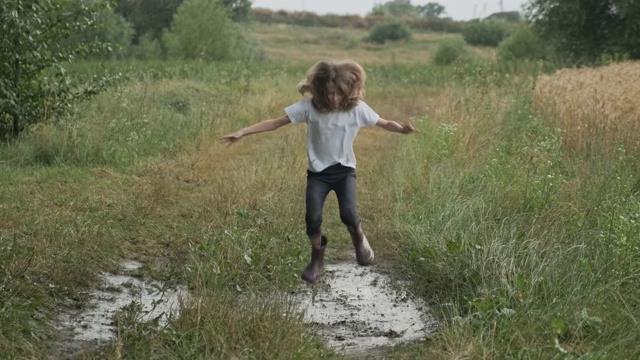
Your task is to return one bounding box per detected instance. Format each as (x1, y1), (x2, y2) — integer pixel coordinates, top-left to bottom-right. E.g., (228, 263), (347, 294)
(401, 122), (419, 134)
(219, 130), (244, 145)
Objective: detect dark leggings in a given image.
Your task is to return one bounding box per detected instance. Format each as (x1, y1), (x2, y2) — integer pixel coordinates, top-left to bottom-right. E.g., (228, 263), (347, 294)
(305, 164), (360, 238)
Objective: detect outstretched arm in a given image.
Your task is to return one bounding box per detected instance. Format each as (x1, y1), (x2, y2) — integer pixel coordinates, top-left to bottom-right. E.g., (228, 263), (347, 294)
(219, 115), (291, 145)
(375, 118), (418, 134)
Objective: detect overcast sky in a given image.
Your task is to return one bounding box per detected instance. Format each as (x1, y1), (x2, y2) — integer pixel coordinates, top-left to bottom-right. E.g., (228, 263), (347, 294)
(251, 0), (530, 21)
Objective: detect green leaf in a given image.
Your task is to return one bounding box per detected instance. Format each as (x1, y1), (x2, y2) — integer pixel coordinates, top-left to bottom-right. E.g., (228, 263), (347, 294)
(446, 239), (462, 253)
(551, 317), (569, 337)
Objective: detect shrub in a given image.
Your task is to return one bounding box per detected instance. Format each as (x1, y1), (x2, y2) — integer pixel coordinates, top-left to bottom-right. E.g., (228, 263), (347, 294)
(164, 0), (262, 61)
(498, 25), (547, 62)
(0, 0), (120, 138)
(365, 22), (412, 44)
(128, 32), (164, 60)
(433, 38), (468, 65)
(317, 14), (343, 28)
(463, 20), (512, 47)
(408, 17), (467, 33)
(290, 11), (317, 27)
(65, 6), (135, 60)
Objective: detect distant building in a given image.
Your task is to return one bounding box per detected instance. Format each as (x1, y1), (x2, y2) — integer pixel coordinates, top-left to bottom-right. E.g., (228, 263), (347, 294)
(485, 11), (522, 22)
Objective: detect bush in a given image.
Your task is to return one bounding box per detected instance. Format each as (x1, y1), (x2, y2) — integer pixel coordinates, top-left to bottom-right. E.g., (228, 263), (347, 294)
(317, 14), (343, 28)
(365, 22), (412, 44)
(408, 17), (467, 33)
(128, 32), (165, 60)
(65, 6), (135, 60)
(463, 20), (512, 47)
(164, 0), (262, 61)
(0, 0), (120, 138)
(498, 25), (547, 62)
(433, 38), (468, 65)
(291, 11), (317, 27)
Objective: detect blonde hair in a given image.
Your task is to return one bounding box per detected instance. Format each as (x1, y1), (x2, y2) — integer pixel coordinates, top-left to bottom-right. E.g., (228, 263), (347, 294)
(298, 60), (366, 113)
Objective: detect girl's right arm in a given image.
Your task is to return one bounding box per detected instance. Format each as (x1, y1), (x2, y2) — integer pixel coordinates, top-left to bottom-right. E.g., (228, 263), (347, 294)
(219, 115), (291, 145)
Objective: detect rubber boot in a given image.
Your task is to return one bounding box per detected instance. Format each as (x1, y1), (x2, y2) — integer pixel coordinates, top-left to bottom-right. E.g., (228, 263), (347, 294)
(348, 225), (374, 266)
(301, 236), (327, 284)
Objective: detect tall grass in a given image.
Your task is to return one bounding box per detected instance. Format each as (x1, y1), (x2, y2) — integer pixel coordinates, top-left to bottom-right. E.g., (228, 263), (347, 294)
(384, 66), (640, 359)
(1, 61), (304, 167)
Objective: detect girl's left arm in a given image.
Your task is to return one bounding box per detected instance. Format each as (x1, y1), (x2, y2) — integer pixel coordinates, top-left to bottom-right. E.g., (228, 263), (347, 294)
(375, 118), (418, 134)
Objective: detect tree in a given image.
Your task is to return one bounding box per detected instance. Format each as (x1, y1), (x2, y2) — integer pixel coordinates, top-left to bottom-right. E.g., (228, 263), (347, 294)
(417, 2), (446, 18)
(219, 0), (251, 22)
(115, 0), (249, 45)
(115, 0), (184, 43)
(372, 0), (419, 17)
(526, 0), (640, 63)
(65, 2), (135, 59)
(0, 0), (118, 138)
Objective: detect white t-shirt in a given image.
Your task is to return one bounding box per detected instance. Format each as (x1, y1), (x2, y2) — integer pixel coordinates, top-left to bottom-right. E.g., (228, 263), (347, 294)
(285, 98), (379, 172)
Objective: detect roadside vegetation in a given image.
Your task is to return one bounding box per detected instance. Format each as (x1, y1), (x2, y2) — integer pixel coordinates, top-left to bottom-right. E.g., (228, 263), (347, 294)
(1, 0), (639, 359)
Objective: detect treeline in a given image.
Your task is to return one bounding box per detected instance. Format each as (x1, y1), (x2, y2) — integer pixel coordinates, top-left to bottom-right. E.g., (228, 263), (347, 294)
(67, 0), (258, 61)
(3, 0), (639, 138)
(252, 8), (466, 33)
(69, 2), (467, 61)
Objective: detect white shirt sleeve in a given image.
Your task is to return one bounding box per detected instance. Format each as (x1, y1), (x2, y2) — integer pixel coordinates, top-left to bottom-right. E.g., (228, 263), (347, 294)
(357, 101), (380, 127)
(284, 99), (311, 124)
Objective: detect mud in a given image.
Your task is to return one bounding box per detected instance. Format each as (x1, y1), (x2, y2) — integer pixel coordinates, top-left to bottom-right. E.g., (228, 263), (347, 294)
(293, 262), (437, 357)
(51, 260), (187, 357)
(50, 259), (436, 358)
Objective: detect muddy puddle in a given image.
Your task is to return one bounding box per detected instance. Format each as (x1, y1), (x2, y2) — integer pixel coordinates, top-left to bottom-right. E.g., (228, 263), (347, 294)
(50, 259), (434, 358)
(51, 260), (187, 357)
(293, 262), (437, 357)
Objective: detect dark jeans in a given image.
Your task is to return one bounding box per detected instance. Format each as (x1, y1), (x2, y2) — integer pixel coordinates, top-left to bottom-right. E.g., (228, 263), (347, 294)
(305, 164), (360, 238)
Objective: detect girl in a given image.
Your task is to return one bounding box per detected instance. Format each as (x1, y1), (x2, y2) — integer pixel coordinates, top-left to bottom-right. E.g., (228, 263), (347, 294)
(220, 60), (417, 284)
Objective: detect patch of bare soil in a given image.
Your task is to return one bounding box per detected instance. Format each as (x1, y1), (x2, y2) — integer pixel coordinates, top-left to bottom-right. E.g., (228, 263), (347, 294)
(293, 262), (437, 357)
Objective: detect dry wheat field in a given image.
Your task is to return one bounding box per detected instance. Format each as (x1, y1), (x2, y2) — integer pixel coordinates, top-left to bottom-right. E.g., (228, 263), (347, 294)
(534, 61), (640, 155)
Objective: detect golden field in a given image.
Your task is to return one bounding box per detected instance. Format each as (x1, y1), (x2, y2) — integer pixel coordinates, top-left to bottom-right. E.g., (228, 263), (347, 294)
(534, 61), (640, 154)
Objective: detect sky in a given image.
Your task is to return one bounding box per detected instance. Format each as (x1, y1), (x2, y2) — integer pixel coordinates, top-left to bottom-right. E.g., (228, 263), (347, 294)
(251, 0), (530, 21)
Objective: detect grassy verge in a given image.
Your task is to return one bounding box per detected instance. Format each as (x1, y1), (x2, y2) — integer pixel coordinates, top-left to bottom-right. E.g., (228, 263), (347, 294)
(384, 74), (640, 359)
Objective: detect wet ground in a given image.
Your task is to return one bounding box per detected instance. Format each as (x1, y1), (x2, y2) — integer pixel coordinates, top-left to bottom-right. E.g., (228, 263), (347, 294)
(50, 260), (187, 358)
(293, 261), (437, 357)
(50, 259), (435, 358)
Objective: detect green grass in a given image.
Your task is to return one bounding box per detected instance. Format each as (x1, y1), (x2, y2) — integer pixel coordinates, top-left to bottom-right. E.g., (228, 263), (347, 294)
(1, 51), (639, 359)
